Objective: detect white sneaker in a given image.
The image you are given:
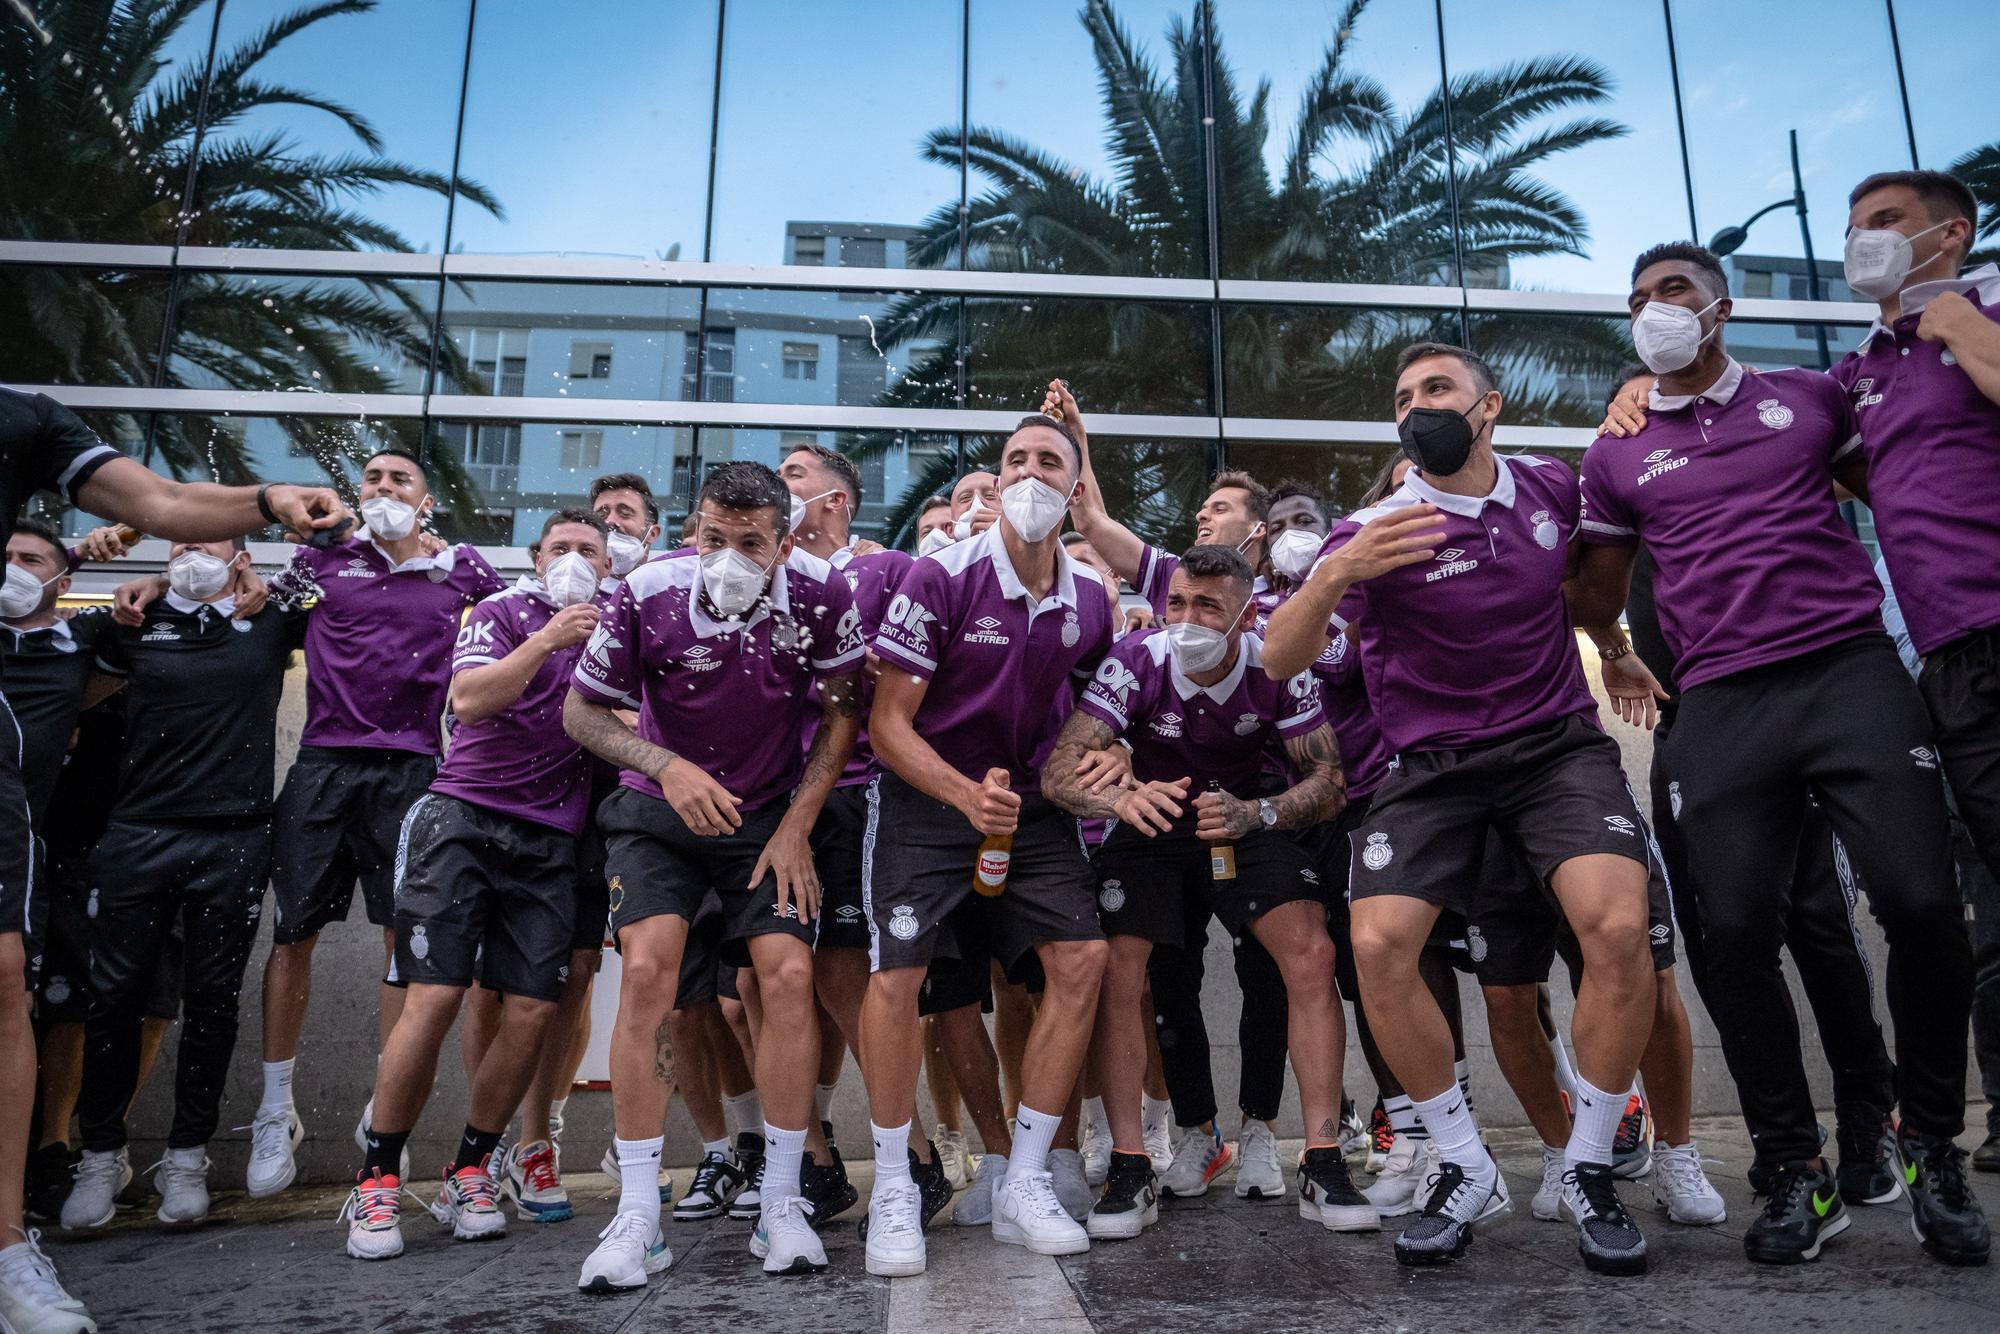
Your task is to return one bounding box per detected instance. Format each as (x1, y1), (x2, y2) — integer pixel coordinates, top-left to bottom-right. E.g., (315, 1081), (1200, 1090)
(1158, 1126), (1232, 1197)
(1532, 1144), (1565, 1221)
(1233, 1121), (1285, 1200)
(864, 1177), (928, 1276)
(340, 1169), (406, 1261)
(429, 1162), (507, 1241)
(1363, 1133), (1429, 1217)
(601, 1145), (674, 1203)
(1081, 1115), (1112, 1188)
(60, 1148), (129, 1230)
(1142, 1110), (1173, 1175)
(1049, 1148), (1093, 1222)
(354, 1101), (410, 1179)
(954, 1153), (1007, 1226)
(0, 1231), (97, 1334)
(153, 1147), (211, 1227)
(1650, 1141), (1726, 1225)
(937, 1128), (972, 1191)
(757, 1195), (828, 1275)
(245, 1106), (303, 1198)
(577, 1210), (672, 1292)
(992, 1171), (1090, 1255)
(504, 1140), (574, 1223)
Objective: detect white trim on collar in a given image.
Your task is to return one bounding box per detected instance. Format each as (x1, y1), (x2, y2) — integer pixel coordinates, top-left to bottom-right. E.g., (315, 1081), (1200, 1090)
(1169, 635), (1251, 703)
(1403, 452), (1518, 516)
(363, 533), (459, 576)
(1866, 262), (2000, 341)
(165, 590), (237, 617)
(981, 525), (1081, 612)
(1649, 358), (1745, 411)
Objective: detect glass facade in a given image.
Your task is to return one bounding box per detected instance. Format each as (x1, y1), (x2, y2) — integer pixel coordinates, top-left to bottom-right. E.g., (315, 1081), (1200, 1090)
(4, 0), (1993, 551)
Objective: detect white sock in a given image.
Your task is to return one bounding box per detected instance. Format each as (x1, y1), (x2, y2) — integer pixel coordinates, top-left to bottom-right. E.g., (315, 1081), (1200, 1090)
(701, 1136), (732, 1161)
(1083, 1096), (1107, 1131)
(1384, 1093), (1425, 1138)
(762, 1124), (807, 1204)
(1549, 1031), (1580, 1102)
(724, 1089), (763, 1138)
(549, 1097), (567, 1123)
(259, 1058), (295, 1113)
(1007, 1103), (1062, 1182)
(1566, 1073), (1625, 1171)
(615, 1136), (664, 1226)
(1141, 1094), (1172, 1132)
(872, 1120), (912, 1187)
(1453, 1058), (1474, 1112)
(1412, 1084), (1488, 1180)
(815, 1083), (837, 1125)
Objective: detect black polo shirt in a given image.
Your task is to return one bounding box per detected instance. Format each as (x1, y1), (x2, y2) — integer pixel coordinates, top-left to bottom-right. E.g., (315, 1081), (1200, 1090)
(1, 609), (116, 825)
(0, 388), (119, 558)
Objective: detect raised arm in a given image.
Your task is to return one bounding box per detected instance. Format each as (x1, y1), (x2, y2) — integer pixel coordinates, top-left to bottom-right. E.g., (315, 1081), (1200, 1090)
(1041, 379), (1146, 582)
(1263, 505), (1447, 678)
(453, 603), (599, 726)
(75, 456), (349, 544)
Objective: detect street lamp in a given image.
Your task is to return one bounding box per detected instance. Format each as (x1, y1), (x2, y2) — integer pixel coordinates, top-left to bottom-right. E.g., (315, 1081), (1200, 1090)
(1706, 128), (1832, 369)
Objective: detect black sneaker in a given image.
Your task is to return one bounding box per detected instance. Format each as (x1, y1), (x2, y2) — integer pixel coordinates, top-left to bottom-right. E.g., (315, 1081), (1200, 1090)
(1744, 1160), (1849, 1264)
(802, 1148), (858, 1228)
(1299, 1145), (1378, 1232)
(1974, 1133), (2000, 1174)
(1834, 1101), (1901, 1205)
(1392, 1154), (1508, 1266)
(1085, 1151), (1158, 1241)
(727, 1134), (766, 1221)
(1898, 1130), (1991, 1266)
(24, 1142), (74, 1221)
(822, 1120), (841, 1162)
(673, 1148), (747, 1220)
(1561, 1161), (1647, 1276)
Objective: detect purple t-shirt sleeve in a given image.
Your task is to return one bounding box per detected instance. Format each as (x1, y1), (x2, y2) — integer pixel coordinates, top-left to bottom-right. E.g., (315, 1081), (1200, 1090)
(809, 571), (866, 676)
(1071, 585), (1115, 680)
(1076, 639), (1145, 732)
(1818, 374), (1864, 462)
(1578, 441), (1639, 545)
(1274, 670), (1324, 736)
(572, 582), (640, 706)
(1136, 545), (1177, 616)
(458, 547), (508, 601)
(873, 556), (949, 678)
(452, 598), (517, 672)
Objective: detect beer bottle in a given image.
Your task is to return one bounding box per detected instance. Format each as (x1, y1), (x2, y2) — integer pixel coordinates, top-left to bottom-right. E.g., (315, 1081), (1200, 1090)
(1208, 780), (1237, 881)
(974, 832), (1012, 896)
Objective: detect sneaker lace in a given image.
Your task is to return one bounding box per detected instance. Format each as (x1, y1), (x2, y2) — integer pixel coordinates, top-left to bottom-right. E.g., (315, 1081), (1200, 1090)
(517, 1143), (560, 1193)
(1614, 1096), (1648, 1153)
(1565, 1166), (1631, 1226)
(1653, 1144), (1711, 1197)
(765, 1193), (819, 1234)
(339, 1177), (405, 1228)
(1241, 1122), (1281, 1172)
(1913, 1140), (1974, 1212)
(149, 1154), (208, 1195)
(1370, 1108), (1394, 1156)
(690, 1151), (733, 1195)
(1760, 1163), (1814, 1223)
(244, 1109), (293, 1160)
(597, 1209), (655, 1247)
(1014, 1170), (1071, 1222)
(0, 1230), (75, 1308)
(69, 1150), (123, 1194)
(874, 1180), (922, 1236)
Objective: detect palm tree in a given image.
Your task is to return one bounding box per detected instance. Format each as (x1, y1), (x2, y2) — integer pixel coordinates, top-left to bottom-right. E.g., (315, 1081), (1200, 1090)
(1951, 140), (2000, 267)
(864, 0), (1631, 543)
(0, 0), (500, 512)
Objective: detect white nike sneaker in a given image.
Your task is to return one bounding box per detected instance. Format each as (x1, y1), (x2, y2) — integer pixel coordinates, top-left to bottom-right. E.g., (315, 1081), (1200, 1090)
(600, 1145), (673, 1203)
(954, 1153), (1007, 1226)
(1234, 1120), (1286, 1200)
(354, 1101), (410, 1179)
(60, 1148), (129, 1230)
(340, 1169), (406, 1261)
(1142, 1111), (1174, 1175)
(756, 1195), (828, 1275)
(1080, 1114), (1112, 1188)
(864, 1178), (928, 1276)
(577, 1210), (672, 1292)
(992, 1171), (1090, 1256)
(429, 1162), (507, 1241)
(1533, 1143), (1565, 1221)
(1158, 1126), (1233, 1198)
(1650, 1141), (1726, 1225)
(153, 1147), (211, 1227)
(1364, 1133), (1429, 1218)
(1049, 1149), (1094, 1221)
(245, 1106), (303, 1198)
(937, 1127), (973, 1191)
(0, 1231), (97, 1334)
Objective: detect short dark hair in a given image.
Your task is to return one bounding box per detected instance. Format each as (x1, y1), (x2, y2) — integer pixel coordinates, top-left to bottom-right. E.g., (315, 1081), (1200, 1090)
(363, 447), (427, 481)
(1630, 242), (1728, 301)
(589, 472), (659, 523)
(696, 460), (791, 535)
(786, 442), (863, 506)
(1009, 415), (1082, 472)
(1394, 342), (1497, 396)
(919, 492), (952, 516)
(1607, 363), (1651, 409)
(1176, 543), (1254, 589)
(11, 516), (67, 565)
(1849, 169), (1977, 226)
(1268, 479), (1328, 523)
(1208, 470), (1272, 521)
(1059, 531), (1089, 548)
(540, 505), (610, 545)
(678, 511), (698, 542)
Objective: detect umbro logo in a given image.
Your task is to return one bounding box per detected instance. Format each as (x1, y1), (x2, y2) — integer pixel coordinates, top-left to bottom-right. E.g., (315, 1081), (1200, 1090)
(975, 616), (1001, 630)
(1436, 548), (1465, 563)
(336, 556), (379, 578)
(1603, 815), (1636, 835)
(1638, 449), (1688, 485)
(1151, 712), (1183, 739)
(1426, 548), (1478, 582)
(1911, 746), (1938, 769)
(963, 613), (1010, 646)
(682, 644), (722, 673)
(141, 623), (181, 642)
(1643, 449), (1673, 465)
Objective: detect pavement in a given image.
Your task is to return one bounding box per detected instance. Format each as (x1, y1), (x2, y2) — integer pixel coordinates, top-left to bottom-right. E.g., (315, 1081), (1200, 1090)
(41, 1113), (2000, 1334)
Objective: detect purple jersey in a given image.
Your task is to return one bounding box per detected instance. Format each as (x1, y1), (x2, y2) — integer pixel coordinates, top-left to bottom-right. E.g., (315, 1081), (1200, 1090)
(827, 547), (913, 786)
(873, 526), (1114, 792)
(1833, 267), (2000, 655)
(572, 546), (864, 811)
(1313, 454), (1596, 755)
(433, 580), (592, 835)
(1581, 361), (1882, 689)
(1137, 544), (1282, 625)
(271, 537), (504, 754)
(1077, 628), (1321, 799)
(1304, 613), (1390, 801)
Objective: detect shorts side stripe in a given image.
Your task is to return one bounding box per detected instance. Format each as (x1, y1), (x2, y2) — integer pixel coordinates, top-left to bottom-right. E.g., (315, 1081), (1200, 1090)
(861, 774), (883, 973)
(1829, 831), (1883, 1026)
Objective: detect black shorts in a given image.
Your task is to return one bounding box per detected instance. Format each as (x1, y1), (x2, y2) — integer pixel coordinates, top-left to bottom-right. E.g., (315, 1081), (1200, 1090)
(38, 842), (184, 1024)
(863, 773), (1100, 974)
(1095, 818), (1324, 946)
(571, 791), (612, 954)
(271, 745), (438, 942)
(388, 794), (577, 1003)
(0, 697), (34, 989)
(598, 785), (813, 967)
(811, 783), (872, 952)
(1294, 798), (1372, 1000)
(912, 894), (1049, 1017)
(1465, 830), (1677, 989)
(671, 891), (742, 1010)
(1348, 715), (1651, 915)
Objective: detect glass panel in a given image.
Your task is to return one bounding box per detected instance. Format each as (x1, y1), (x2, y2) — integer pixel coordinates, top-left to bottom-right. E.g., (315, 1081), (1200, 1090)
(167, 271), (436, 394)
(694, 429), (955, 550)
(698, 288), (953, 409)
(0, 265), (171, 386)
(962, 1), (1207, 279)
(1220, 304), (1460, 420)
(450, 0), (718, 261)
(1720, 318), (1869, 373)
(1439, 1), (1690, 293)
(1211, 0), (1456, 283)
(1466, 312), (1641, 427)
(1887, 3), (1997, 200)
(0, 2), (217, 243)
(1224, 439), (1413, 518)
(964, 297), (1213, 415)
(962, 433), (1216, 553)
(431, 419), (694, 548)
(707, 0), (960, 266)
(436, 282), (701, 399)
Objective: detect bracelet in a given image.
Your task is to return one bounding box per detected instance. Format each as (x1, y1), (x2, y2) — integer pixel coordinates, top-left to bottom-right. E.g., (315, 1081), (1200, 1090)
(255, 483), (280, 525)
(1599, 640), (1632, 661)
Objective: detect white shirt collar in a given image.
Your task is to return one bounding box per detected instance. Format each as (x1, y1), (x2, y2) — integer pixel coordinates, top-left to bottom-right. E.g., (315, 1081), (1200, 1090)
(1648, 358), (1745, 411)
(1403, 452), (1518, 516)
(3, 617), (73, 645)
(829, 543), (856, 570)
(1866, 262), (2000, 340)
(981, 526), (1079, 612)
(1169, 637), (1250, 704)
(363, 531), (458, 576)
(165, 591), (237, 618)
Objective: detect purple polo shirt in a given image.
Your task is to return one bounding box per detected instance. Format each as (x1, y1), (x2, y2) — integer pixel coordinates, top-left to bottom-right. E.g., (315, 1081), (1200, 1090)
(1137, 544), (1282, 624)
(433, 580), (592, 835)
(829, 548), (913, 787)
(271, 537), (504, 754)
(572, 545), (864, 811)
(1581, 360), (1883, 689)
(1832, 266), (2000, 655)
(1312, 454), (1597, 755)
(1306, 617), (1390, 801)
(872, 526), (1114, 792)
(1077, 628), (1321, 799)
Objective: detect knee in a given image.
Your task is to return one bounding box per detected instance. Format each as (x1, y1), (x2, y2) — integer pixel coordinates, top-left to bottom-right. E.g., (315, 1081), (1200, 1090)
(615, 953), (676, 1011)
(503, 996), (560, 1036)
(1579, 917), (1653, 987)
(1043, 939), (1110, 998)
(1349, 920), (1413, 983)
(1282, 932), (1336, 997)
(1481, 984), (1543, 1037)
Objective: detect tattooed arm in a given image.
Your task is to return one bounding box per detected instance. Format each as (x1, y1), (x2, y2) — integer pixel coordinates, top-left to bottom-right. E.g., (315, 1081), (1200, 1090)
(1041, 710), (1127, 822)
(564, 688), (677, 779)
(1195, 722), (1349, 841)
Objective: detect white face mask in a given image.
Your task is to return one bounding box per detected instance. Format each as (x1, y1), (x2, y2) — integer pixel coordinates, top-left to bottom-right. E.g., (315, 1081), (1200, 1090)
(360, 495), (422, 541)
(1844, 219), (1952, 301)
(918, 528), (954, 557)
(700, 546), (775, 619)
(167, 551), (233, 602)
(606, 530), (650, 578)
(0, 562), (59, 619)
(1164, 594), (1251, 676)
(999, 477), (1069, 543)
(1268, 528), (1324, 581)
(789, 489), (837, 534)
(1631, 297), (1722, 375)
(542, 551), (601, 608)
(951, 496), (987, 542)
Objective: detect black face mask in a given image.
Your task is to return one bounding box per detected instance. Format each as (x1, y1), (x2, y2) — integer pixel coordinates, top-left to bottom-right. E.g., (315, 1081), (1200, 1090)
(1396, 403), (1485, 477)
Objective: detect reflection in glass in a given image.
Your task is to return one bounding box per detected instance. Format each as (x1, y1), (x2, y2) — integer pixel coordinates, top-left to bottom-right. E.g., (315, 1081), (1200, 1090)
(961, 297), (1212, 415)
(0, 265), (170, 387)
(965, 432), (1214, 554)
(1220, 305), (1459, 421)
(431, 419), (695, 548)
(1723, 320), (1868, 374)
(39, 412), (151, 538)
(697, 429), (955, 550)
(437, 282), (701, 400)
(697, 288), (951, 410)
(1466, 312), (1635, 427)
(1223, 440), (1411, 518)
(169, 272), (437, 395)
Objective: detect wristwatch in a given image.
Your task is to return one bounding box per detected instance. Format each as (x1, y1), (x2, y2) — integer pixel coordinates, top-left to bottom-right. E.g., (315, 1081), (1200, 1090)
(1257, 799), (1277, 829)
(1599, 640), (1633, 661)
